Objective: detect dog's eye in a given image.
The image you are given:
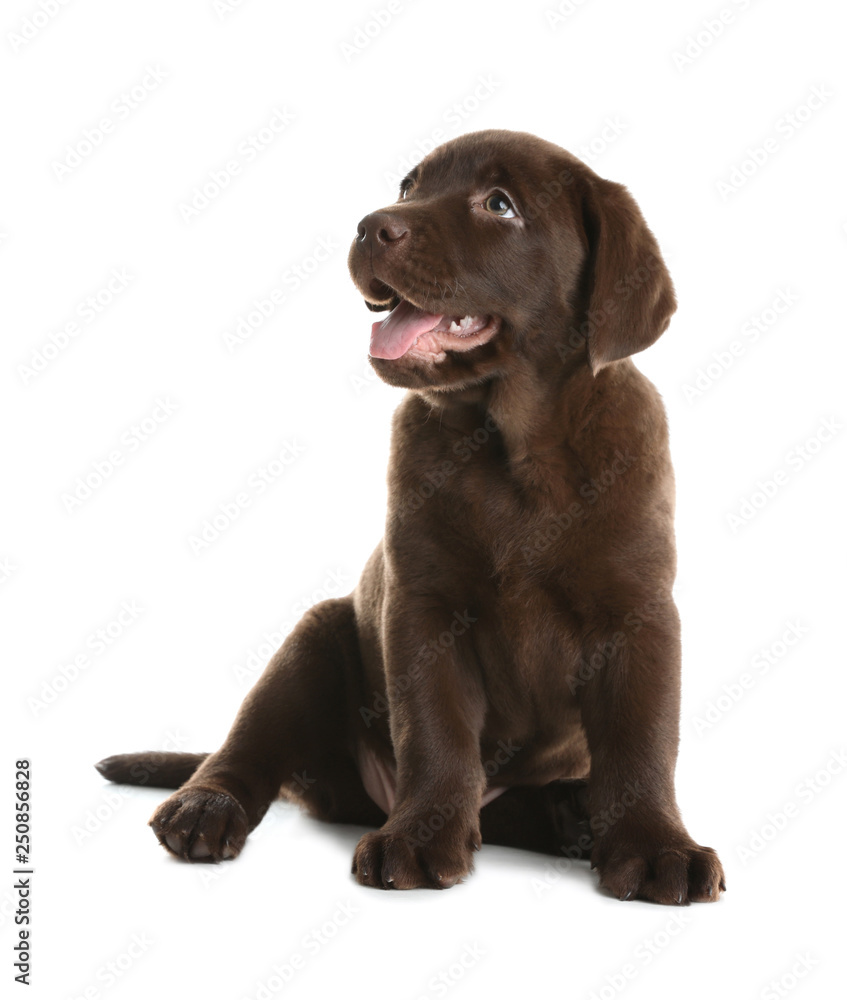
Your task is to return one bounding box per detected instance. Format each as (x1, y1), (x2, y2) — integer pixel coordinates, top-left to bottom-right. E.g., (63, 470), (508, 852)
(483, 193), (516, 218)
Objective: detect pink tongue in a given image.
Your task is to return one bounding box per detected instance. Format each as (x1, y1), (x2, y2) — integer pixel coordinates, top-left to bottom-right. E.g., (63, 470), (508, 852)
(369, 300), (444, 359)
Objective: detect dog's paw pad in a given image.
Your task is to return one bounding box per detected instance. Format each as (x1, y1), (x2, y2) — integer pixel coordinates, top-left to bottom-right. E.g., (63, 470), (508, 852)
(597, 841), (725, 905)
(149, 788), (248, 863)
(352, 826), (476, 890)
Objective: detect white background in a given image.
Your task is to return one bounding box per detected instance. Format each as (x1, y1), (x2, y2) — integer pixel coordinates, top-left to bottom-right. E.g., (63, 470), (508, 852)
(3, 0), (846, 997)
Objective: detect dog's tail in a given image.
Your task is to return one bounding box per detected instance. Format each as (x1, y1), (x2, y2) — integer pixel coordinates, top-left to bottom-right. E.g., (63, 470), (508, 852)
(94, 752), (209, 789)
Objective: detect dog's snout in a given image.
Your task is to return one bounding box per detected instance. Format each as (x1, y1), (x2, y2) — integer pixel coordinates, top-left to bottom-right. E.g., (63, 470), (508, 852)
(357, 212), (409, 251)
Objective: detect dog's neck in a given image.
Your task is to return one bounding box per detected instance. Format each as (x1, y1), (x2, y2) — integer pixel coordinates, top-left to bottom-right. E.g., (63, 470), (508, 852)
(415, 348), (609, 472)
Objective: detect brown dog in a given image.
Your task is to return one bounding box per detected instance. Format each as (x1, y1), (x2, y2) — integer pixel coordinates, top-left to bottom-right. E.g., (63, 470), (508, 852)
(96, 129), (725, 904)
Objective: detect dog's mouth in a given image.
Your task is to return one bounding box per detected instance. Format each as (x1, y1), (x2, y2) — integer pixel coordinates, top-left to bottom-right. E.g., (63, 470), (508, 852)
(369, 298), (501, 361)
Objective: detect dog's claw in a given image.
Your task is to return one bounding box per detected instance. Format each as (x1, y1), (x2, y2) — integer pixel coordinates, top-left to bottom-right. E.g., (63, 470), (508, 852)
(353, 827), (474, 890)
(596, 840), (724, 904)
(148, 788), (248, 863)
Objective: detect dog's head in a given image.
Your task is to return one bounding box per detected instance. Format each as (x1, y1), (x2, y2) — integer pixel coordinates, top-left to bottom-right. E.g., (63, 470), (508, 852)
(348, 129), (676, 392)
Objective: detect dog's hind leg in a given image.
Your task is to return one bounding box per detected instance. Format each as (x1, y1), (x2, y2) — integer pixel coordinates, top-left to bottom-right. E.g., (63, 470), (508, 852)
(95, 596), (384, 862)
(479, 779), (593, 859)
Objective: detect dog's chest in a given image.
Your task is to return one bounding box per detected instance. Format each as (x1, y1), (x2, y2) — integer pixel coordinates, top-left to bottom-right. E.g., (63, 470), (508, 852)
(425, 430), (589, 576)
(402, 440), (590, 672)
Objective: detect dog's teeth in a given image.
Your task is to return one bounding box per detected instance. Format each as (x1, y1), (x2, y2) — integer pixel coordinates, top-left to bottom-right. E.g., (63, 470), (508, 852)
(460, 315), (474, 328)
(448, 320), (461, 333)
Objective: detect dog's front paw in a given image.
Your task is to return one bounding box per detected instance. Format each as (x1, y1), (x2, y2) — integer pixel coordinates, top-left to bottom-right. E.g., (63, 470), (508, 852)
(594, 834), (725, 904)
(352, 822), (478, 890)
(149, 787), (248, 863)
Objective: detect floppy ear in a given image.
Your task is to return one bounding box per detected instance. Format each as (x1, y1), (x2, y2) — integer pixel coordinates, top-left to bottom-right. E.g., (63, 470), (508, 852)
(580, 177), (676, 375)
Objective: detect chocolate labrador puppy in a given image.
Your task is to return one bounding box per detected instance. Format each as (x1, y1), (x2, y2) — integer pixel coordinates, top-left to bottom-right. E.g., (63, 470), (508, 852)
(96, 129), (725, 904)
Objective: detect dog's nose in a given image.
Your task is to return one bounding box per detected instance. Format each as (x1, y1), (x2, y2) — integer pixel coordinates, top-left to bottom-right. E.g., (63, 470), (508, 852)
(356, 212), (409, 250)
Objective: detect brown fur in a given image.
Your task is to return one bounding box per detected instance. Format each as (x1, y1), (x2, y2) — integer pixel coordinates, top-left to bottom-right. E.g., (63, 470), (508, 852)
(96, 130), (724, 903)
